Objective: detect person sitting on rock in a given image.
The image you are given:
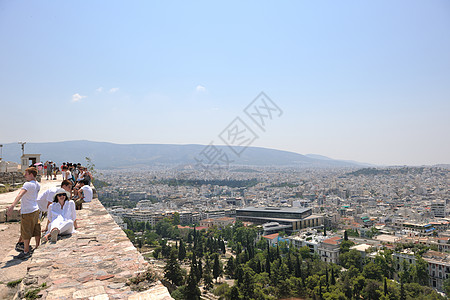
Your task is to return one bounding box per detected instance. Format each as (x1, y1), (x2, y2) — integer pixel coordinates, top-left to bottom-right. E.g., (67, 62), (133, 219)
(37, 180), (73, 213)
(74, 179), (93, 210)
(42, 188), (78, 243)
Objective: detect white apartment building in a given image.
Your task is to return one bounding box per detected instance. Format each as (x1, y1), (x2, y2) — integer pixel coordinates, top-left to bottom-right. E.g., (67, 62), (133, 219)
(317, 236), (341, 264)
(423, 250), (450, 292)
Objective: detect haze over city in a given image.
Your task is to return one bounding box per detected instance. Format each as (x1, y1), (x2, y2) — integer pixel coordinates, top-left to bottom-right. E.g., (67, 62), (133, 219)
(1, 1), (449, 166)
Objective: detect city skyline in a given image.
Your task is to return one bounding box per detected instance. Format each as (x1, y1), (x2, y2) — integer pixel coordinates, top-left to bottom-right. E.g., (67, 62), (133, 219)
(1, 1), (449, 166)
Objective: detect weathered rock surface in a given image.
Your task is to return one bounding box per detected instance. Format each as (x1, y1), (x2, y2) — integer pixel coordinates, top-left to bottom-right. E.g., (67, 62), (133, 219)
(0, 176), (172, 299)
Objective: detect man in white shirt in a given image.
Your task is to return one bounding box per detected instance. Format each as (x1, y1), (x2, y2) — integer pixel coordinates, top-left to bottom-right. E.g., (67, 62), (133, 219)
(7, 167), (41, 259)
(74, 179), (93, 210)
(37, 180), (73, 212)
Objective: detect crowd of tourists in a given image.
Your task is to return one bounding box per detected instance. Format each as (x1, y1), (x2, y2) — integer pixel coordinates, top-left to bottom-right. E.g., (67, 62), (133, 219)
(6, 164), (94, 260)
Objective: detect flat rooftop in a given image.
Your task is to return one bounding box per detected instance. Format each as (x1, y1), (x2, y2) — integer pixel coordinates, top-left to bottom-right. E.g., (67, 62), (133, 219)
(237, 206), (311, 213)
(236, 216), (301, 222)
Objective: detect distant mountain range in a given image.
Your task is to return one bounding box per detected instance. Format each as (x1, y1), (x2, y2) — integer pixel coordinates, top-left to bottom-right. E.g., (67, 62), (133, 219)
(0, 140), (372, 169)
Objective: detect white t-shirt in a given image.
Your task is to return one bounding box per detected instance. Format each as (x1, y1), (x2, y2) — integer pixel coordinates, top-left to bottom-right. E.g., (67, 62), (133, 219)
(47, 200), (76, 223)
(20, 180), (40, 214)
(36, 187), (58, 212)
(81, 185), (93, 202)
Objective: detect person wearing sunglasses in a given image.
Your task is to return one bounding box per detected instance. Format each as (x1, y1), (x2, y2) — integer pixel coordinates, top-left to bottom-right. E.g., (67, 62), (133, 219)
(42, 188), (78, 243)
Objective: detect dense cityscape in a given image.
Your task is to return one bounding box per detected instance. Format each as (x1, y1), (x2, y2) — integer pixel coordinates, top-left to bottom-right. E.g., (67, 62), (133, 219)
(96, 165), (450, 299)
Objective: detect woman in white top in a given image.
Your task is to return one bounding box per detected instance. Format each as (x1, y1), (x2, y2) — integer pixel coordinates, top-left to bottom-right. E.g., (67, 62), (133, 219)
(42, 188), (78, 243)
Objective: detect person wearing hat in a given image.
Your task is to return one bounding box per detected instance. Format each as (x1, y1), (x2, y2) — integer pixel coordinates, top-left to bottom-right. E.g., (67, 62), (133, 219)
(42, 188), (78, 243)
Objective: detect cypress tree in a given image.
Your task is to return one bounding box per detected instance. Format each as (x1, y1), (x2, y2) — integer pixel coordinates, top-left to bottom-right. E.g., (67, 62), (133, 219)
(225, 256), (235, 278)
(319, 282), (323, 300)
(213, 254), (222, 283)
(178, 239), (186, 261)
(236, 242), (242, 255)
(184, 269), (201, 300)
(236, 265), (244, 285)
(331, 268), (336, 285)
(287, 252), (293, 274)
(400, 279), (406, 300)
(197, 257), (203, 281)
(295, 255), (301, 278)
(191, 252), (200, 283)
(384, 277), (388, 296)
(164, 249), (184, 286)
(221, 239), (226, 254)
(229, 285), (240, 300)
(203, 262), (213, 291)
(344, 230), (348, 241)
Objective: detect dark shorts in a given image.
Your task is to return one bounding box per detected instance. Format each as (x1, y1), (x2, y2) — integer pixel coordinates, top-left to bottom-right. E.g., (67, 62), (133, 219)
(21, 210), (41, 240)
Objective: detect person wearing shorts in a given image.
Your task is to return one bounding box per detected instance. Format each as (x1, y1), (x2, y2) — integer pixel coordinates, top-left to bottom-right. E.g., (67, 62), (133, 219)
(7, 167), (41, 260)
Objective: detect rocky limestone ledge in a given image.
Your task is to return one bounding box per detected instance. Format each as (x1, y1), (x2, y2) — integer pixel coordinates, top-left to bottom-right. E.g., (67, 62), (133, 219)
(15, 198), (172, 300)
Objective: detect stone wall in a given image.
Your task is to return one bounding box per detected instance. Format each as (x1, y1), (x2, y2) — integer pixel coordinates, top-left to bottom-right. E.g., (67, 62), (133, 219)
(0, 172), (24, 185)
(14, 198), (173, 299)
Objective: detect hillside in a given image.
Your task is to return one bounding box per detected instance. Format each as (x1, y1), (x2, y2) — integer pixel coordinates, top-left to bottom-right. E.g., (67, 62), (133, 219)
(1, 140), (367, 169)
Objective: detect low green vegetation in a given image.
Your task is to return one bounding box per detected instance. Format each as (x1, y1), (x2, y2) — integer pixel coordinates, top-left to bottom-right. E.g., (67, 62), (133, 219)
(7, 278), (22, 288)
(24, 282), (47, 300)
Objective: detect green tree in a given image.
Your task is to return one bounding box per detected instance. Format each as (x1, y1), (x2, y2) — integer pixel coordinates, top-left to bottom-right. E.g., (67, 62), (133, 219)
(444, 277), (450, 295)
(225, 256), (236, 278)
(400, 279), (406, 300)
(220, 239), (226, 254)
(227, 285), (241, 300)
(363, 262), (383, 281)
(362, 279), (382, 300)
(339, 249), (362, 270)
(299, 246), (312, 259)
(203, 260), (214, 291)
(339, 239), (355, 254)
(213, 254), (222, 282)
(164, 249), (185, 286)
(153, 247), (161, 259)
(173, 212), (180, 225)
(178, 239), (186, 261)
(295, 255), (302, 278)
(352, 275), (365, 299)
(330, 268), (336, 285)
(184, 269), (201, 300)
(412, 256), (429, 285)
(241, 266), (256, 299)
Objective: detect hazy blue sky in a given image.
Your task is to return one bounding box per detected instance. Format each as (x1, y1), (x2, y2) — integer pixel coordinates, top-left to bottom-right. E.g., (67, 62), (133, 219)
(1, 1), (449, 165)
